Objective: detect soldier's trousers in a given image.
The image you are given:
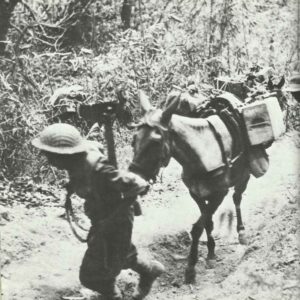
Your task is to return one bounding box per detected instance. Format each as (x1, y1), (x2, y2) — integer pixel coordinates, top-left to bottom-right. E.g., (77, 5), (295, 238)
(79, 209), (137, 294)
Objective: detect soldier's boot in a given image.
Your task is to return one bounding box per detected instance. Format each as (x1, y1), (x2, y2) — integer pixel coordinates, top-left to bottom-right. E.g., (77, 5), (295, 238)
(131, 258), (165, 300)
(99, 279), (122, 300)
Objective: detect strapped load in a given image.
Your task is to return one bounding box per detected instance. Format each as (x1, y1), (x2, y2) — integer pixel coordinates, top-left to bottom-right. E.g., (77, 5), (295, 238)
(167, 86), (285, 178)
(241, 97), (286, 146)
(214, 93), (280, 178)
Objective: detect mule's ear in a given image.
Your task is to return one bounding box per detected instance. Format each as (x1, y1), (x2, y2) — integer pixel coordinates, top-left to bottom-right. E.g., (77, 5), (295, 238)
(139, 90), (153, 114)
(161, 91), (181, 126)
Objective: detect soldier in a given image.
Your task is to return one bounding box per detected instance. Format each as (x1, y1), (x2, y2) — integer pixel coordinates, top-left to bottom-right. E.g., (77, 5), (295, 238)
(286, 73), (300, 103)
(32, 123), (165, 300)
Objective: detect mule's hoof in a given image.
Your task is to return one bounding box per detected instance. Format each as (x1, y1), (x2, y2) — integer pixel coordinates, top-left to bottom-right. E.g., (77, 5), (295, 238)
(238, 230), (248, 245)
(184, 267), (196, 284)
(205, 258), (217, 269)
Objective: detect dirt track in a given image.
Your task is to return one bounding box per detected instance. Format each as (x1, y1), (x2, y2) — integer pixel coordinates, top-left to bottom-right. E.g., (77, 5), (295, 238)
(1, 132), (299, 300)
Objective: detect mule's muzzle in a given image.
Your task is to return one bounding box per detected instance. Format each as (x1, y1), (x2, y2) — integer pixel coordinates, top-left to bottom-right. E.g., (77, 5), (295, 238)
(129, 162), (148, 180)
(129, 162), (156, 183)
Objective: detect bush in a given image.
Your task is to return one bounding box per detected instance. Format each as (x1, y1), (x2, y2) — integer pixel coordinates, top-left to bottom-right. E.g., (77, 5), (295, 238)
(0, 0), (298, 180)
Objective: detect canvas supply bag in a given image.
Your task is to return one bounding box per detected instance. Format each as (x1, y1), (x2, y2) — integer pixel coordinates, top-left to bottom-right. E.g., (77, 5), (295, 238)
(248, 145), (269, 178)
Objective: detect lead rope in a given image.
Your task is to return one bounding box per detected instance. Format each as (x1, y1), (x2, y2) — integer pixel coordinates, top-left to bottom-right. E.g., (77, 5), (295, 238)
(64, 185), (139, 243)
(65, 189), (88, 243)
(64, 189), (109, 268)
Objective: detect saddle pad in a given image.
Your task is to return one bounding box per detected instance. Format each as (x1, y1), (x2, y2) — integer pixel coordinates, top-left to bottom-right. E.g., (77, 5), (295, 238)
(171, 115), (232, 172)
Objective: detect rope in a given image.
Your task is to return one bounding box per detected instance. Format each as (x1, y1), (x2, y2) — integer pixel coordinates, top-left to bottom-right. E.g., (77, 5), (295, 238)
(65, 192), (88, 243)
(64, 187), (139, 243)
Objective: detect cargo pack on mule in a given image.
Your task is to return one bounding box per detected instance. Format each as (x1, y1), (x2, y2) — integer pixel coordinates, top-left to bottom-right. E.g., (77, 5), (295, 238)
(167, 87), (285, 179)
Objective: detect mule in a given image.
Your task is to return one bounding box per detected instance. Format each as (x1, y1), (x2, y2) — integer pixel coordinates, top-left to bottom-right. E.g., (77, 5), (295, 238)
(129, 90), (251, 283)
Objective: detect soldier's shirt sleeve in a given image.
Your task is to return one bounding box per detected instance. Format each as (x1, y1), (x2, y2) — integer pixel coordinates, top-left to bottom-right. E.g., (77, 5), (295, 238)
(95, 158), (149, 198)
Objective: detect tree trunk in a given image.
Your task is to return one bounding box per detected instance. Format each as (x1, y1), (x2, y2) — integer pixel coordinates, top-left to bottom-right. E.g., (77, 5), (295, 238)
(121, 0), (134, 30)
(0, 0), (20, 55)
(208, 0), (215, 58)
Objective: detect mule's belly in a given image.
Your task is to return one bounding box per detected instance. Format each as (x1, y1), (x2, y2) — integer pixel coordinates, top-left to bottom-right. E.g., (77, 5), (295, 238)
(182, 169), (230, 198)
(181, 156), (249, 199)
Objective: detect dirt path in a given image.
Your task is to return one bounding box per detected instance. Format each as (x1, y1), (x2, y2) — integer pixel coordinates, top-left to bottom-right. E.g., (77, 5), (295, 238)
(1, 133), (299, 300)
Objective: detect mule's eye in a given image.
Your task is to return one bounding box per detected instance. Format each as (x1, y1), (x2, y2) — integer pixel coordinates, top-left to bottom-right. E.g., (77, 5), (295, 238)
(150, 129), (162, 141)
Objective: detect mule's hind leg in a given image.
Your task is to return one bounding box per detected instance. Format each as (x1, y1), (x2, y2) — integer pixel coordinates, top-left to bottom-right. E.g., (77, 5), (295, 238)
(233, 172), (250, 245)
(205, 191), (228, 268)
(185, 193), (206, 284)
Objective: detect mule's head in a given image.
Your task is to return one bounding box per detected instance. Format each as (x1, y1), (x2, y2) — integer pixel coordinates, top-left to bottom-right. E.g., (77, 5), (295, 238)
(129, 90), (180, 182)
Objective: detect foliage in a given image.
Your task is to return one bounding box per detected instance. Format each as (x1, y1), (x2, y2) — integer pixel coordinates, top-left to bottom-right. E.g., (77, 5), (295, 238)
(0, 0), (298, 180)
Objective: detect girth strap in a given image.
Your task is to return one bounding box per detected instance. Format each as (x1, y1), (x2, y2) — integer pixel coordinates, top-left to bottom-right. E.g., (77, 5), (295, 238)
(207, 107), (247, 171)
(207, 119), (230, 170)
(218, 108), (245, 163)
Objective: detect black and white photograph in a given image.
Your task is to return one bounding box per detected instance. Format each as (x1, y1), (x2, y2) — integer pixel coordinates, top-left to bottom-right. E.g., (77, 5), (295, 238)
(0, 0), (299, 299)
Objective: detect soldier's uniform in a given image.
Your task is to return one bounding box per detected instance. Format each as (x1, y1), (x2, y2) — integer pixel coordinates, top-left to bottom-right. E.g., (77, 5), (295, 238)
(32, 123), (164, 300)
(72, 148), (147, 293)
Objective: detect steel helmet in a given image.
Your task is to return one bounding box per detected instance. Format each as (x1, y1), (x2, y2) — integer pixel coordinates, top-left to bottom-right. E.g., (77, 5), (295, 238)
(285, 74), (300, 92)
(32, 123), (89, 154)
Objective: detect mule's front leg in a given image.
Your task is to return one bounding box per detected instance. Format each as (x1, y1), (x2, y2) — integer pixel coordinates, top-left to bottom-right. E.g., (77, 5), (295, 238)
(185, 216), (205, 284)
